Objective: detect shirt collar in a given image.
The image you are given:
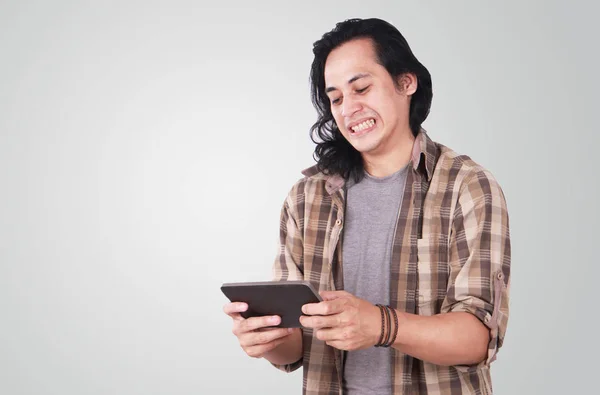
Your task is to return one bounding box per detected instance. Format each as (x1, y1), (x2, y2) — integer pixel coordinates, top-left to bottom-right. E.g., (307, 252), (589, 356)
(411, 128), (436, 182)
(301, 128), (436, 195)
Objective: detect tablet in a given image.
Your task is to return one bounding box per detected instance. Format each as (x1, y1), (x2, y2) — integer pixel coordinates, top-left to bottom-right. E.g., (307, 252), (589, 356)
(221, 280), (322, 328)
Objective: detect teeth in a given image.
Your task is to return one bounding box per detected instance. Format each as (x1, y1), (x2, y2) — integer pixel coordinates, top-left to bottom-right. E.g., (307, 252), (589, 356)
(351, 119), (375, 133)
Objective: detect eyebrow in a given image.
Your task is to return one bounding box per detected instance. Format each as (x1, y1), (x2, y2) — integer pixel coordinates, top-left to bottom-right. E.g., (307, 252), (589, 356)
(325, 73), (371, 93)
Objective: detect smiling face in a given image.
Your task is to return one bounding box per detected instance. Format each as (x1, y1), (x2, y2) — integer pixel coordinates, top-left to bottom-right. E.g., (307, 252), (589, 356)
(324, 38), (417, 160)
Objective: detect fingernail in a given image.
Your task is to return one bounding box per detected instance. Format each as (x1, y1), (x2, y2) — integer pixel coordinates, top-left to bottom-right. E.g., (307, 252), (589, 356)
(270, 316), (279, 324)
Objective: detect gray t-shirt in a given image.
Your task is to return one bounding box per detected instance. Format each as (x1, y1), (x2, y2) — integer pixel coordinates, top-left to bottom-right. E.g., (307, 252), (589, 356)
(341, 165), (408, 394)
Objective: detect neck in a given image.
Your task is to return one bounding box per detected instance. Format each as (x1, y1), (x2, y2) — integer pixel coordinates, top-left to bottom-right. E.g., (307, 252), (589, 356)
(363, 128), (415, 178)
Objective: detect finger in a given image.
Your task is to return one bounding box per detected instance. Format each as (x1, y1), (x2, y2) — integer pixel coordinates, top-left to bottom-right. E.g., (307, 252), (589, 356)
(320, 290), (350, 301)
(229, 312), (243, 323)
(239, 327), (293, 347)
(302, 297), (347, 316)
(223, 302), (248, 320)
(324, 340), (348, 351)
(244, 336), (291, 358)
(315, 327), (344, 342)
(240, 315), (282, 332)
(299, 313), (342, 329)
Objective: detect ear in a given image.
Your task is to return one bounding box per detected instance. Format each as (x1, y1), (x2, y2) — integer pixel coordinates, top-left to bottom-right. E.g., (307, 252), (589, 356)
(398, 73), (418, 96)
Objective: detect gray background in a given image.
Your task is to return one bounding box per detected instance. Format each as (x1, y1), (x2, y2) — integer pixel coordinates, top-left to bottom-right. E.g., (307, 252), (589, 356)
(1, 0), (597, 394)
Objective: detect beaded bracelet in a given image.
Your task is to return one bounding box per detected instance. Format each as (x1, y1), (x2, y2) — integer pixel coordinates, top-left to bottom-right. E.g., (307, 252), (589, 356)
(387, 306), (399, 347)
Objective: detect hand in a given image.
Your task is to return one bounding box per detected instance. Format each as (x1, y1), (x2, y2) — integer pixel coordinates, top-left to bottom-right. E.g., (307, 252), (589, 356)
(223, 302), (295, 358)
(299, 290), (381, 351)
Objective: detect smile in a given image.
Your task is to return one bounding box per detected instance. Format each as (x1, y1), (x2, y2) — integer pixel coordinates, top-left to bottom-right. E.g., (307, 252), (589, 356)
(350, 118), (376, 135)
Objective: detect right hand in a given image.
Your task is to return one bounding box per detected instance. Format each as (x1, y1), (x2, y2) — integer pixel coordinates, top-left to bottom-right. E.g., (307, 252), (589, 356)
(224, 302), (295, 358)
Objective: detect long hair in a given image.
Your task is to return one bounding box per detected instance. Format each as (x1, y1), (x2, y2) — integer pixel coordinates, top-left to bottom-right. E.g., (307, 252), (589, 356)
(309, 18), (433, 182)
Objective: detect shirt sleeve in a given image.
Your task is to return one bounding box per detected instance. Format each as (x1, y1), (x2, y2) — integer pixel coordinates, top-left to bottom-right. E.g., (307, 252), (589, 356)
(269, 191), (304, 373)
(443, 169), (511, 371)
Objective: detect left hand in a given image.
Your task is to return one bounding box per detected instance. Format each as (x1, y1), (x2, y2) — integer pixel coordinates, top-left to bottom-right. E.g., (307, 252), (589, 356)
(299, 290), (381, 351)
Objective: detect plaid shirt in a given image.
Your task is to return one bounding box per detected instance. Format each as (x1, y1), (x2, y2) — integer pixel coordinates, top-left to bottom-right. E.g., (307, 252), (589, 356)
(271, 130), (511, 394)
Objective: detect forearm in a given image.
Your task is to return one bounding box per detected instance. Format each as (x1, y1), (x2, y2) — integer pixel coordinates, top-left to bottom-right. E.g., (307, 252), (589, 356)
(263, 328), (303, 365)
(391, 311), (489, 366)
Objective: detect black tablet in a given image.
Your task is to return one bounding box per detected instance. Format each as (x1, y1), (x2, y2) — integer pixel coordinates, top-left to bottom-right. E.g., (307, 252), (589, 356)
(221, 280), (322, 328)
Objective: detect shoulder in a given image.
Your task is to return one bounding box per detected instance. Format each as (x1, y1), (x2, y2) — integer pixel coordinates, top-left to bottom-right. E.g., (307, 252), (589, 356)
(433, 142), (507, 204)
(281, 165), (332, 210)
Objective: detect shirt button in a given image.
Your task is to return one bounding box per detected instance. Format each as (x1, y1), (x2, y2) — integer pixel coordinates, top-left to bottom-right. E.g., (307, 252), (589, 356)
(335, 219), (342, 226)
(497, 272), (504, 280)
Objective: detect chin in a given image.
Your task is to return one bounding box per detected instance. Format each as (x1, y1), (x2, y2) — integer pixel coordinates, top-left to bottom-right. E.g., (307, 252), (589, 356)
(351, 141), (380, 154)
(349, 135), (382, 154)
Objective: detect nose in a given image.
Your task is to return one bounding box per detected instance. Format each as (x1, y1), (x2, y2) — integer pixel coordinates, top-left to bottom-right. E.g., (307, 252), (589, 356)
(341, 96), (361, 118)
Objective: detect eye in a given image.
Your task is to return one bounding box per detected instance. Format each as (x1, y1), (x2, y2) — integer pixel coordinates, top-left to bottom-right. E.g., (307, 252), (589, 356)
(356, 85), (370, 94)
(331, 97), (342, 105)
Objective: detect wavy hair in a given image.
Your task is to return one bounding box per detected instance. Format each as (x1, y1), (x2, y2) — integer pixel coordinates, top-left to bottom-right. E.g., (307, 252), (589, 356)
(309, 18), (433, 182)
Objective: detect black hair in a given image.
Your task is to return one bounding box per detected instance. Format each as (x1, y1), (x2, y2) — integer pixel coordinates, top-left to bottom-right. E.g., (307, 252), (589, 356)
(309, 18), (433, 182)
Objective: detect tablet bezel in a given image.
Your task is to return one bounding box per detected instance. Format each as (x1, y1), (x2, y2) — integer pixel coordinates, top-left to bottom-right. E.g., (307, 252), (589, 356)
(221, 280), (322, 328)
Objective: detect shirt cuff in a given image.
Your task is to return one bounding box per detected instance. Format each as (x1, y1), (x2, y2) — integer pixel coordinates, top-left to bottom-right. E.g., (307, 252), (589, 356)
(269, 357), (303, 373)
(450, 270), (507, 372)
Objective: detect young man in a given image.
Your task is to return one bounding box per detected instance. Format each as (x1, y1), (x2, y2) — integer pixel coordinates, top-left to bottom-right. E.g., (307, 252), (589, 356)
(224, 18), (511, 394)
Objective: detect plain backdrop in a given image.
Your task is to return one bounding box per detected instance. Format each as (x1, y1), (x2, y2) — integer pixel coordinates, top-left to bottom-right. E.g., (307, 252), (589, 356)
(1, 1), (598, 394)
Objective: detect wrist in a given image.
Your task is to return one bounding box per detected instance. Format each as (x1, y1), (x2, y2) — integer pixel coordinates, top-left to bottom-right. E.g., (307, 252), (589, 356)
(374, 304), (399, 348)
(370, 304), (382, 347)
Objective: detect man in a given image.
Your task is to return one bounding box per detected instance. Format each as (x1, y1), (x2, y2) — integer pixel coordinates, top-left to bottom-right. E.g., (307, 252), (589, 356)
(224, 18), (510, 394)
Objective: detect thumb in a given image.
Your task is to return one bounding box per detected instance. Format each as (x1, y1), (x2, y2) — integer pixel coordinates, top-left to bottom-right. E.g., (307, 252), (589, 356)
(320, 290), (351, 301)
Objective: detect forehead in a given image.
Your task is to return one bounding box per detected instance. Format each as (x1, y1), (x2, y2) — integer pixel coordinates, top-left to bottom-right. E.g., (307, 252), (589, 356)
(324, 38), (383, 85)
